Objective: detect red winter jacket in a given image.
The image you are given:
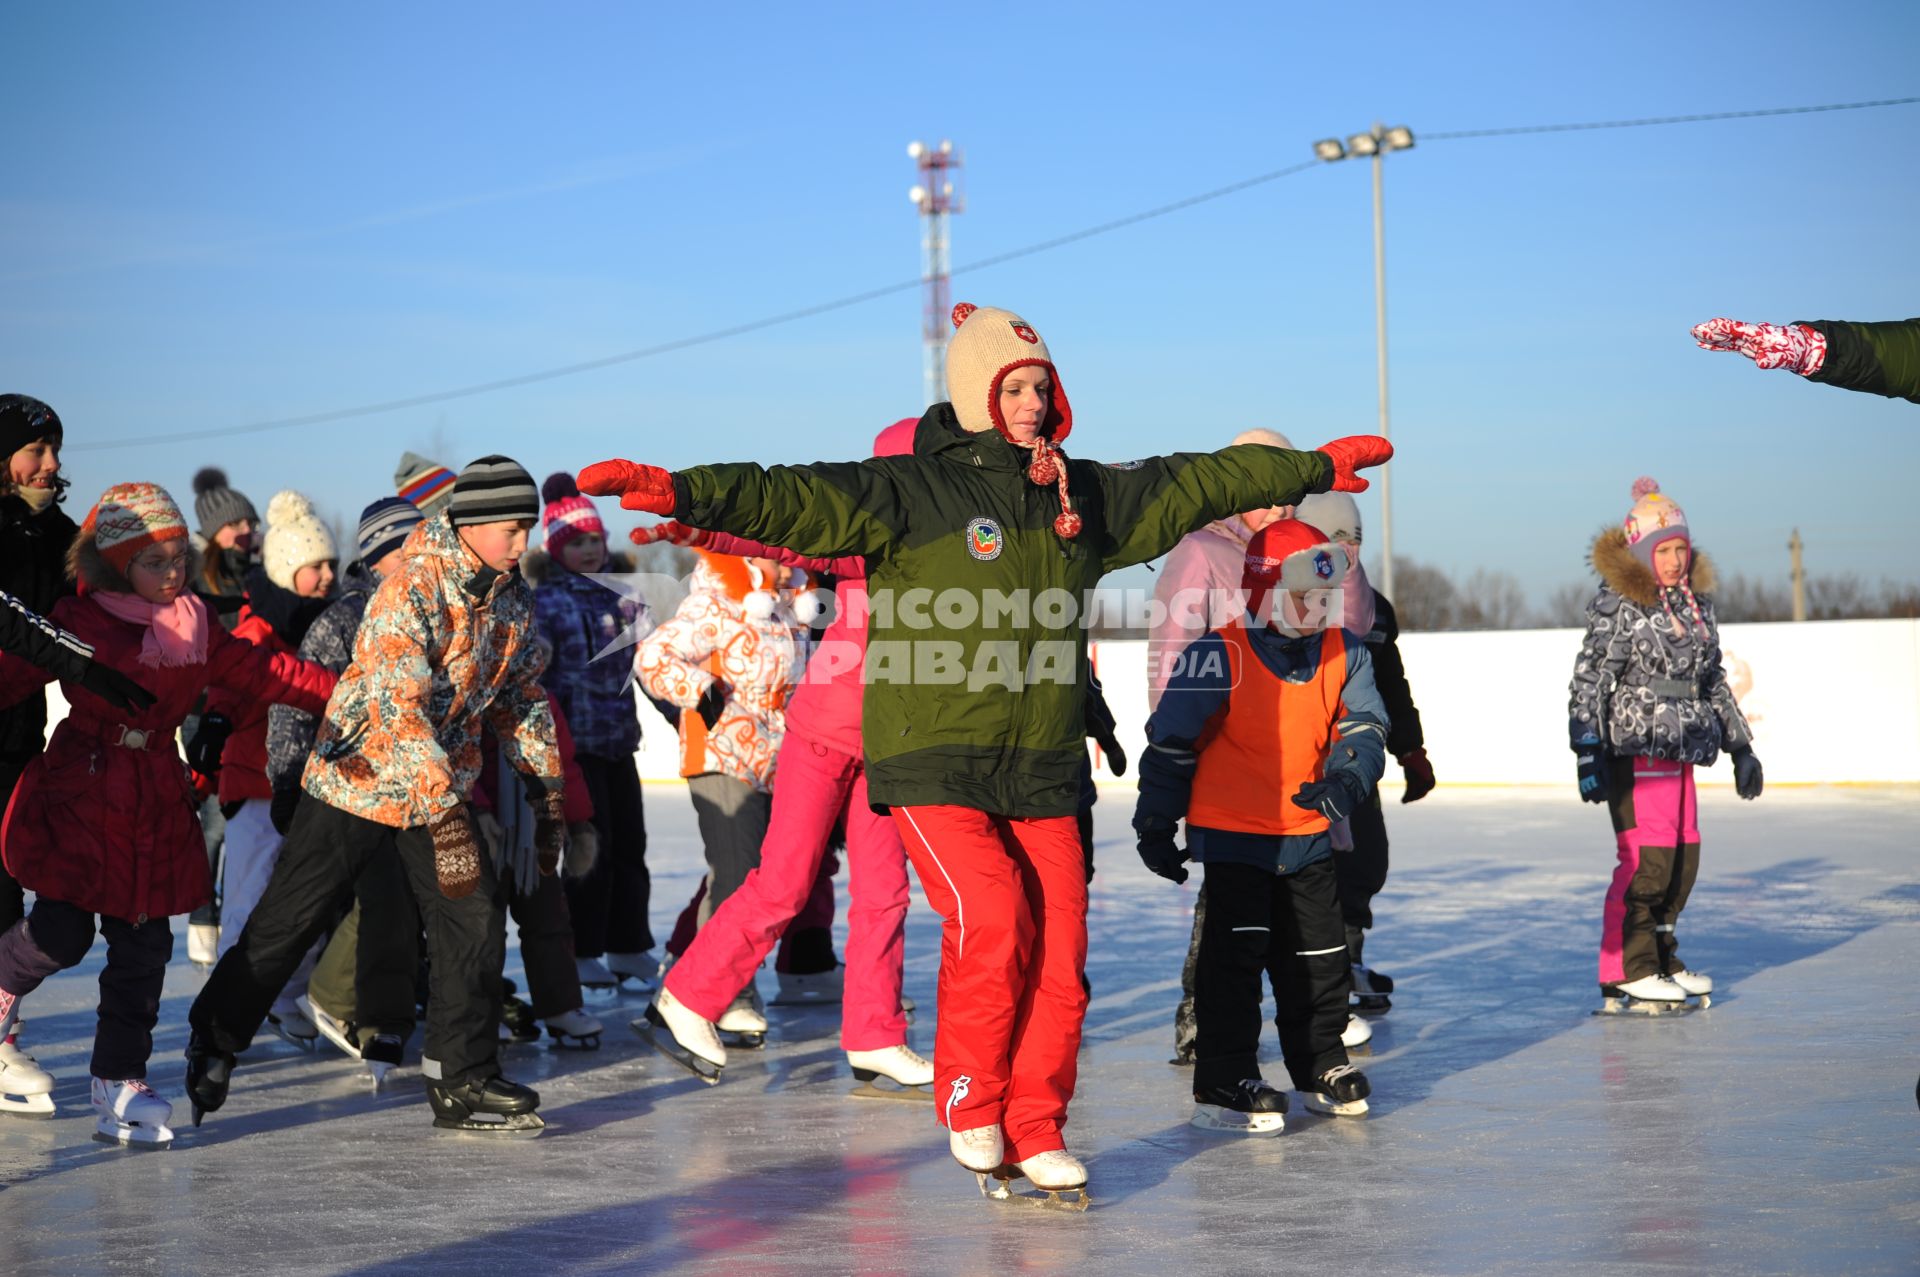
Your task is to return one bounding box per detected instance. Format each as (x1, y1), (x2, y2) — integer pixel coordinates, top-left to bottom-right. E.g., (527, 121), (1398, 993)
(0, 591), (335, 921)
(204, 605), (286, 804)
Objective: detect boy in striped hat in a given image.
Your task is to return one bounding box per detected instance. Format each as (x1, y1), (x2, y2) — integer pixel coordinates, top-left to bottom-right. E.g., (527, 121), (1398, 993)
(189, 456), (565, 1133)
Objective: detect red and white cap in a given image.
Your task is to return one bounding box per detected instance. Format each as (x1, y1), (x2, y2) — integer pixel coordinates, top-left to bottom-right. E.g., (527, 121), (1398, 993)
(1242, 518), (1347, 627)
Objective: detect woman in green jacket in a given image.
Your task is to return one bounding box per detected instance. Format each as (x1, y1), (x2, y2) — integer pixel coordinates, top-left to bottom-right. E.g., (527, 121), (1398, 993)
(1692, 316), (1920, 403)
(581, 303), (1388, 1203)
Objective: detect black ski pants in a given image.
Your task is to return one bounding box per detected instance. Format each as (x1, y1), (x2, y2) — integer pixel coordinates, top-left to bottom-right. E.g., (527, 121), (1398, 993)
(1193, 857), (1352, 1093)
(192, 795), (506, 1088)
(567, 752), (653, 958)
(1334, 789), (1390, 965)
(0, 897), (172, 1079)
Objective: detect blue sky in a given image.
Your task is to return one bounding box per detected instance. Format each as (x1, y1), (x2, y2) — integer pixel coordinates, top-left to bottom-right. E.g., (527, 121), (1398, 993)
(5, 2), (1916, 602)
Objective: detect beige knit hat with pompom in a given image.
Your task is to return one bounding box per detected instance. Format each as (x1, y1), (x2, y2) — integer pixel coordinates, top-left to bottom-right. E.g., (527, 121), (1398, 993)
(263, 489), (338, 590)
(943, 303), (1074, 443)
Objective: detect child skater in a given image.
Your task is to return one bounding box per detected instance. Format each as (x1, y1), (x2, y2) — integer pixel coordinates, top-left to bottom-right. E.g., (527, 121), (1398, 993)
(268, 497), (425, 1082)
(1134, 518), (1387, 1135)
(0, 394), (85, 1115)
(636, 547), (811, 1045)
(579, 301), (1389, 1204)
(187, 456), (567, 1136)
(205, 490), (339, 1046)
(534, 472), (658, 994)
(0, 483), (334, 1146)
(1569, 477), (1763, 1012)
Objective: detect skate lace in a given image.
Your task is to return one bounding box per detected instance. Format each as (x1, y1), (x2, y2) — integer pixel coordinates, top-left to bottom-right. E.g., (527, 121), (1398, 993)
(1321, 1065), (1359, 1085)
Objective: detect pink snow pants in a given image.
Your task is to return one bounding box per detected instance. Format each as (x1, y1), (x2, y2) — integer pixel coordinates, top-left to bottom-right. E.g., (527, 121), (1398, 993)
(1598, 756), (1701, 986)
(664, 738), (910, 1051)
(892, 805), (1087, 1164)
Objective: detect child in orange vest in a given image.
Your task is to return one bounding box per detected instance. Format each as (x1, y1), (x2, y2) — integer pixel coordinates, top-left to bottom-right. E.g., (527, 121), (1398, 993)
(1133, 518), (1387, 1134)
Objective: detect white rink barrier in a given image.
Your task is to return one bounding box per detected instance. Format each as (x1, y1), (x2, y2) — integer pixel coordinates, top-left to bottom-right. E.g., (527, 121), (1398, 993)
(44, 618), (1919, 789)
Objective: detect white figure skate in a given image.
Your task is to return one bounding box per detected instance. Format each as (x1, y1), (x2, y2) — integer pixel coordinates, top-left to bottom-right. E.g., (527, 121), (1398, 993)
(635, 987), (725, 1084)
(848, 1045), (934, 1102)
(982, 1148), (1093, 1212)
(1596, 973), (1705, 1015)
(716, 986), (768, 1049)
(0, 1000), (55, 1117)
(92, 1077), (175, 1149)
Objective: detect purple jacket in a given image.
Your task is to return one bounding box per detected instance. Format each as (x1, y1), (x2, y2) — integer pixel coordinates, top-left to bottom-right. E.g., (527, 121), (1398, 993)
(702, 531), (866, 760)
(533, 566), (650, 759)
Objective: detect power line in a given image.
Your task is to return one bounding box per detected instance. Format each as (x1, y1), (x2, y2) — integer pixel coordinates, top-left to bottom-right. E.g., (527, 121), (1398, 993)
(76, 95), (1918, 451)
(1425, 95), (1920, 140)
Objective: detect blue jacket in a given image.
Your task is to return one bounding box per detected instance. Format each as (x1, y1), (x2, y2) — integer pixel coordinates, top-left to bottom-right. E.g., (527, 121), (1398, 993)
(1135, 624), (1388, 875)
(533, 567), (649, 759)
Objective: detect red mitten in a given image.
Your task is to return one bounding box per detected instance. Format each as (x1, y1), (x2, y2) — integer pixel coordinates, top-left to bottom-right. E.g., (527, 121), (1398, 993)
(577, 460), (678, 515)
(1690, 318), (1827, 375)
(629, 520), (709, 548)
(1315, 435), (1394, 494)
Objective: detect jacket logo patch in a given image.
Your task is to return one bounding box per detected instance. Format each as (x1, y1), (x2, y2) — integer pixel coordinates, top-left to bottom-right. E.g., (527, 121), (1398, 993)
(1105, 459), (1145, 470)
(966, 517), (1003, 561)
(1314, 550), (1335, 580)
(1009, 321), (1038, 344)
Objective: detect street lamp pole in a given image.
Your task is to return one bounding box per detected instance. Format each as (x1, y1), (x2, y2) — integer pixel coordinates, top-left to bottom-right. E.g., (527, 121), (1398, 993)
(1313, 123), (1414, 601)
(1369, 124), (1393, 600)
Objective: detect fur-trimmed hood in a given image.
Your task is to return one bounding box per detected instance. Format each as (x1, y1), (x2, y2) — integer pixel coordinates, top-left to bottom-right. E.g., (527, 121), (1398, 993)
(1589, 526), (1716, 608)
(67, 526), (203, 597)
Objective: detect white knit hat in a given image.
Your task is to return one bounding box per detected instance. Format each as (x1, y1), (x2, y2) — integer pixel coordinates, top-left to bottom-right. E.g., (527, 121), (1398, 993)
(1295, 491), (1362, 544)
(263, 490), (338, 590)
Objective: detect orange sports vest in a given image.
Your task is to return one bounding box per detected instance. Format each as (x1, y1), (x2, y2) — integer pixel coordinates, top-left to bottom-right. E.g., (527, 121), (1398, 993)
(1187, 622), (1346, 837)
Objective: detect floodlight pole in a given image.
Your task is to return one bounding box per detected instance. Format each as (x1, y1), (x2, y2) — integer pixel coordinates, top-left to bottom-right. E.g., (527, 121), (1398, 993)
(1369, 123), (1394, 601)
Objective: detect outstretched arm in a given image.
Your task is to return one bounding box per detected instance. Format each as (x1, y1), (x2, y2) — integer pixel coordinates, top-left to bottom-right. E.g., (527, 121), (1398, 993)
(580, 457), (908, 560)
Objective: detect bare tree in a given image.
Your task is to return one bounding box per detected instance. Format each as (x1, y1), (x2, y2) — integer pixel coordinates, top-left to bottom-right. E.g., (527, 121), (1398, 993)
(1391, 559), (1459, 632)
(1541, 581), (1593, 628)
(1454, 569), (1530, 631)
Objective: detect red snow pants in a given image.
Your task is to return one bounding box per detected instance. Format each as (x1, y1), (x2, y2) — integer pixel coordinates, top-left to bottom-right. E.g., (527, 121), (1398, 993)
(892, 805), (1087, 1162)
(1598, 756), (1700, 986)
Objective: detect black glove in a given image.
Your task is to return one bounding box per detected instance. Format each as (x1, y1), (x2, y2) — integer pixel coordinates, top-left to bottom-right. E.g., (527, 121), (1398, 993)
(185, 711), (234, 776)
(1397, 747), (1435, 804)
(1731, 747), (1763, 801)
(1574, 737), (1609, 804)
(78, 659), (157, 714)
(1291, 771), (1369, 824)
(1093, 729), (1127, 777)
(269, 786), (302, 836)
(1134, 821), (1189, 885)
(695, 682), (726, 731)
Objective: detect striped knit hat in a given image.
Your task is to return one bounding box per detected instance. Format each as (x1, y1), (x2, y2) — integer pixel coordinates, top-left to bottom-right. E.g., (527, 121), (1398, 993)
(357, 496), (425, 567)
(192, 467), (258, 538)
(449, 455), (539, 527)
(395, 451), (456, 513)
(540, 472), (606, 555)
(85, 483), (189, 573)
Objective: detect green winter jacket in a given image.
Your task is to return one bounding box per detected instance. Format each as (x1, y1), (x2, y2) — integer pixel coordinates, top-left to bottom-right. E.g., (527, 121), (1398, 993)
(674, 406), (1335, 817)
(1803, 318), (1920, 404)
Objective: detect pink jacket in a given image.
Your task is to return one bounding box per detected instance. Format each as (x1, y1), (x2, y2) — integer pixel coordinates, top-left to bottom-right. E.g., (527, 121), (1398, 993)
(1147, 518), (1376, 707)
(702, 531), (866, 760)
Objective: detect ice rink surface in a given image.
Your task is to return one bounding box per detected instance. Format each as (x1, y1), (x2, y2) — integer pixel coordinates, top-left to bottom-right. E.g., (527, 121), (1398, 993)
(3, 785), (1916, 1276)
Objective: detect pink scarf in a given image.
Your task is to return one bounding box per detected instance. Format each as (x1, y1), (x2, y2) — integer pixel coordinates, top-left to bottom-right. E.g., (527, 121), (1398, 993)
(91, 590), (210, 669)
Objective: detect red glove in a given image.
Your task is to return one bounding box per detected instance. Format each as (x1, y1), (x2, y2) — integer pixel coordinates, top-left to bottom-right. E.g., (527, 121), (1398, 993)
(577, 459), (678, 516)
(1397, 747), (1436, 804)
(629, 520), (710, 548)
(1315, 435), (1394, 494)
(1690, 318), (1827, 376)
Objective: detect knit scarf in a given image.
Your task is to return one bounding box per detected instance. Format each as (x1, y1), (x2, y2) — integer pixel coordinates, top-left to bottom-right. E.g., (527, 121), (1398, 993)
(92, 589), (210, 668)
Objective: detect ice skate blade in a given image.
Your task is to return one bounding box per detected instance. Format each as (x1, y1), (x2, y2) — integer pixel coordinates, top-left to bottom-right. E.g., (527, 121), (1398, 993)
(266, 1020), (319, 1053)
(0, 1092), (57, 1117)
(849, 1078), (934, 1103)
(1191, 1106), (1284, 1136)
(1351, 995), (1391, 1014)
(93, 1118), (174, 1149)
(1301, 1094), (1369, 1117)
(549, 1033), (602, 1051)
(366, 1063), (395, 1089)
(1594, 995), (1708, 1016)
(719, 1030), (766, 1050)
(633, 1019), (723, 1085)
(977, 1169), (1092, 1212)
(431, 1111), (545, 1137)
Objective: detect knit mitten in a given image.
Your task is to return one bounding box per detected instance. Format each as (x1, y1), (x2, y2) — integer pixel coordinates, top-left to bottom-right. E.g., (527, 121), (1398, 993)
(429, 805), (483, 899)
